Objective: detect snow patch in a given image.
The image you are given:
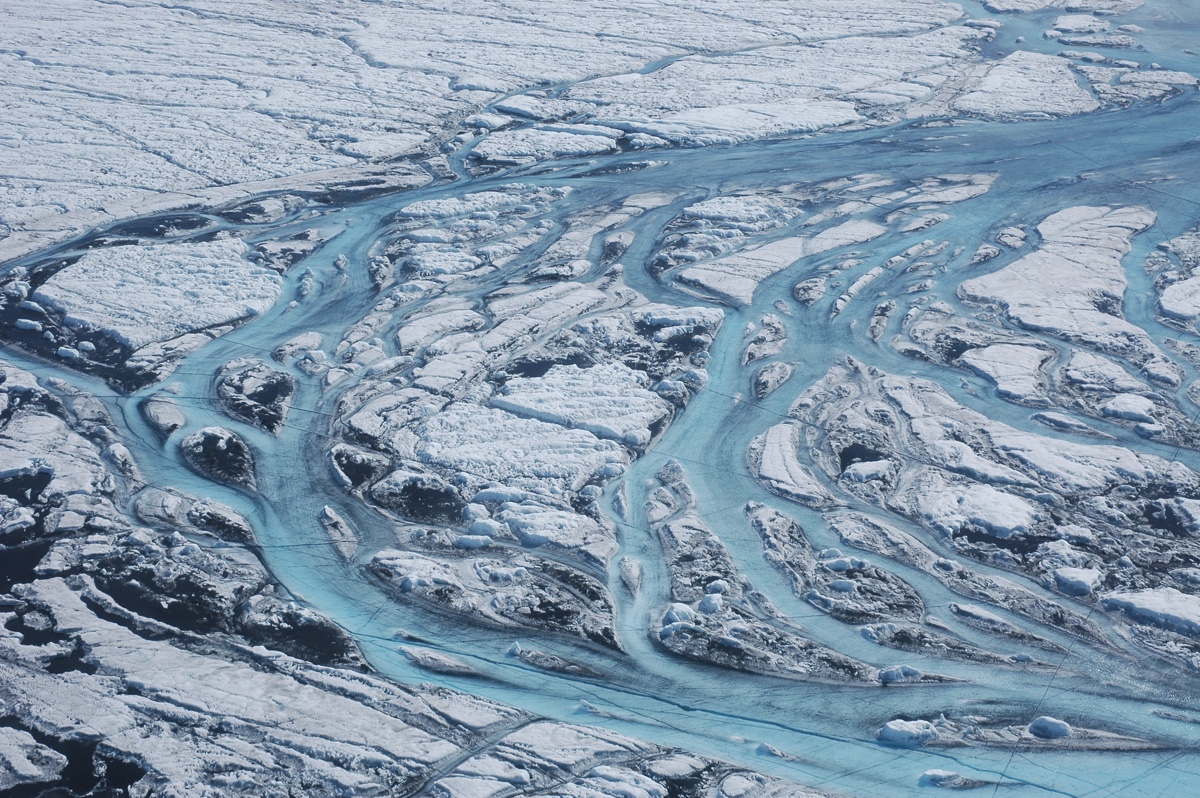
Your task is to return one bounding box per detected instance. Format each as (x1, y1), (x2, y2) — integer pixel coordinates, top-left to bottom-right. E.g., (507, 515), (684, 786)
(1105, 587), (1200, 637)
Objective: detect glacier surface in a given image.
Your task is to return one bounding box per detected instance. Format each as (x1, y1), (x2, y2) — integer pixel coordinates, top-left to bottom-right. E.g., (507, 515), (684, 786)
(3, 0), (1200, 796)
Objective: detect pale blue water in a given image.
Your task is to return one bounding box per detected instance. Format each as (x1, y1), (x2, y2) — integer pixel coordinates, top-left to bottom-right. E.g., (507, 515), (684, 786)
(8, 25), (1200, 797)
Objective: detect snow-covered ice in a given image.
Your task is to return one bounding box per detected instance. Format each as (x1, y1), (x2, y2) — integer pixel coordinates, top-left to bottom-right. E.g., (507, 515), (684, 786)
(33, 239), (279, 351)
(953, 52), (1101, 119)
(492, 362), (672, 449)
(0, 727), (67, 791)
(677, 221), (886, 306)
(1105, 587), (1200, 637)
(749, 423), (840, 509)
(960, 206), (1159, 363)
(958, 343), (1053, 402)
(878, 719), (939, 745)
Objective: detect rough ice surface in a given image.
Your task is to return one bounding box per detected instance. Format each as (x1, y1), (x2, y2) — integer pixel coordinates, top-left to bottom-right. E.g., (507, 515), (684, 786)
(960, 206), (1159, 361)
(0, 727), (67, 791)
(648, 466), (884, 683)
(409, 402), (627, 500)
(1105, 587), (1200, 636)
(984, 1), (1142, 11)
(370, 548), (620, 646)
(958, 343), (1053, 402)
(0, 0), (965, 261)
(1029, 716), (1073, 739)
(677, 221), (887, 306)
(878, 719), (939, 745)
(4, 0), (1200, 796)
(492, 362), (671, 448)
(33, 239), (279, 351)
(11, 237), (285, 389)
(953, 51), (1101, 118)
(749, 423), (840, 508)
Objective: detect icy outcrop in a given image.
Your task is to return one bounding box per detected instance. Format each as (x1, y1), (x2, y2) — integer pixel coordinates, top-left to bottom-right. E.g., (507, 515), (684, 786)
(1104, 588), (1200, 637)
(743, 314), (788, 364)
(318, 505), (358, 560)
(371, 548), (620, 649)
(1052, 349), (1198, 444)
(215, 358), (294, 434)
(396, 307), (489, 355)
(949, 602), (1065, 652)
(1083, 67), (1198, 106)
(879, 719), (939, 745)
(1029, 716), (1073, 739)
(133, 486), (254, 544)
(657, 175), (992, 314)
(38, 239), (275, 346)
(652, 193), (806, 274)
(179, 427), (257, 490)
(677, 221), (886, 306)
(0, 412), (111, 512)
(1, 240), (282, 389)
(747, 504), (925, 626)
(407, 403), (625, 504)
(749, 423), (840, 509)
(647, 465), (880, 682)
(953, 51), (1100, 119)
(983, 1), (1142, 12)
(903, 242), (1198, 444)
(492, 362), (672, 449)
(471, 127), (619, 166)
(753, 361), (795, 399)
(880, 712), (1152, 750)
(960, 206), (1158, 363)
(918, 769), (987, 788)
(0, 727), (67, 792)
(830, 513), (1099, 652)
(788, 359), (1200, 652)
(138, 392), (186, 440)
(958, 343), (1054, 403)
(1154, 222), (1200, 331)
